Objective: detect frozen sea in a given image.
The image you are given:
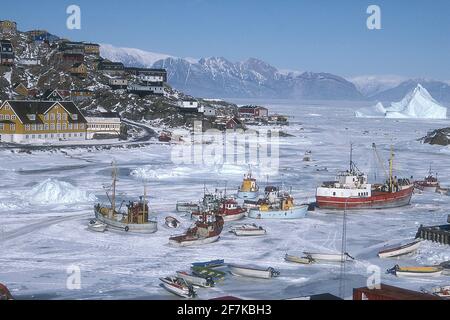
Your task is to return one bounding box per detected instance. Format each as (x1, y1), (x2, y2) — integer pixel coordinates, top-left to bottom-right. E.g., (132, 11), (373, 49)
(1, 100), (450, 300)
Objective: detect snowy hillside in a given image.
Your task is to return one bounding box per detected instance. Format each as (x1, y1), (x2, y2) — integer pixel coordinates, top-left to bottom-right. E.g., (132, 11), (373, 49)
(100, 44), (173, 68)
(350, 75), (406, 97)
(356, 84), (448, 119)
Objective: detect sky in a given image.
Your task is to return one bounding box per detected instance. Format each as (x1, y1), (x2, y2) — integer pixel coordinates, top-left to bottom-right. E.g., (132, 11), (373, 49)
(2, 0), (450, 80)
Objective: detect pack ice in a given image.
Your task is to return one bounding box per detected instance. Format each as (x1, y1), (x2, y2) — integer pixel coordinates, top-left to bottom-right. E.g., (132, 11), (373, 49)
(356, 84), (448, 119)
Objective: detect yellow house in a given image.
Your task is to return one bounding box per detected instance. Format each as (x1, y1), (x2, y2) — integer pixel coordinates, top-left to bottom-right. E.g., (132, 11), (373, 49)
(84, 43), (100, 56)
(70, 63), (88, 78)
(0, 100), (88, 143)
(0, 20), (17, 34)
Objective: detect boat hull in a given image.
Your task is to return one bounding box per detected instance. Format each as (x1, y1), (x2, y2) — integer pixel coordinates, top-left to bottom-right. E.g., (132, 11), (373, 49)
(304, 252), (353, 263)
(228, 265), (275, 279)
(316, 187), (413, 210)
(232, 229), (266, 236)
(169, 235), (220, 247)
(378, 241), (421, 259)
(396, 270), (443, 278)
(176, 272), (213, 288)
(285, 254), (313, 265)
(247, 205), (308, 219)
(220, 212), (246, 222)
(95, 210), (158, 234)
(160, 282), (194, 298)
(237, 191), (259, 200)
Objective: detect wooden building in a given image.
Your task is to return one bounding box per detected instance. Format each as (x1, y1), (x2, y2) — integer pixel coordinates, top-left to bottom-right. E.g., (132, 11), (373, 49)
(0, 39), (14, 66)
(109, 78), (128, 90)
(0, 20), (17, 35)
(85, 112), (121, 140)
(84, 43), (100, 56)
(42, 89), (71, 101)
(0, 100), (88, 143)
(71, 89), (94, 102)
(98, 61), (125, 76)
(69, 63), (88, 78)
(353, 284), (441, 300)
(238, 106), (269, 119)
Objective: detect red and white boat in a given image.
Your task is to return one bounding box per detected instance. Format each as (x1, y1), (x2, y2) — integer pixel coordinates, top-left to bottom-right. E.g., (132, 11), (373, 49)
(192, 198), (246, 222)
(316, 144), (414, 210)
(415, 166), (440, 192)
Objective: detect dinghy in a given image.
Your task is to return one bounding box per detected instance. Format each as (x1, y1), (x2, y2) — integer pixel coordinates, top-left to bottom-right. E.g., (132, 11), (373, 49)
(165, 216), (181, 229)
(429, 286), (450, 298)
(230, 224), (266, 236)
(378, 240), (422, 259)
(387, 265), (444, 278)
(192, 259), (225, 268)
(228, 264), (280, 279)
(191, 266), (226, 281)
(159, 276), (197, 299)
(88, 220), (107, 233)
(439, 261), (450, 275)
(176, 271), (215, 288)
(285, 254), (314, 265)
(303, 252), (354, 263)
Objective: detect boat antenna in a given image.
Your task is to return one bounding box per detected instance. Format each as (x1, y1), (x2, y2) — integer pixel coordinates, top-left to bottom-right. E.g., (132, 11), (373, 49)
(349, 143), (353, 172)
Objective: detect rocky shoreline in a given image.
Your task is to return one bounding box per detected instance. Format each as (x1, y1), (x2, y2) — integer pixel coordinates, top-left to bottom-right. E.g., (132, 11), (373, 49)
(421, 127), (450, 146)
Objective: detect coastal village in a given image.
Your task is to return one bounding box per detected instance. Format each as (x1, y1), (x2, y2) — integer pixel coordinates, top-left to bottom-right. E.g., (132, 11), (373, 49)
(1, 18), (450, 302)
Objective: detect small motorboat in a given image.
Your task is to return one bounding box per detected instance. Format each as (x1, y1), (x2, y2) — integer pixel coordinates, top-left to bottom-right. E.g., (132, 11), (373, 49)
(414, 166), (440, 192)
(303, 252), (355, 263)
(176, 271), (215, 288)
(88, 220), (107, 233)
(285, 253), (314, 265)
(230, 224), (266, 236)
(0, 283), (13, 300)
(160, 276), (197, 299)
(439, 261), (450, 275)
(191, 266), (226, 281)
(165, 216), (181, 229)
(192, 259), (225, 268)
(378, 240), (422, 259)
(228, 264), (280, 279)
(387, 265), (444, 278)
(429, 286), (450, 299)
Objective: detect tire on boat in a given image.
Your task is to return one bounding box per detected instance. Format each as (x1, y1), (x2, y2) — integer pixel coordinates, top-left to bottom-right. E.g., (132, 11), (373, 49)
(124, 226), (129, 232)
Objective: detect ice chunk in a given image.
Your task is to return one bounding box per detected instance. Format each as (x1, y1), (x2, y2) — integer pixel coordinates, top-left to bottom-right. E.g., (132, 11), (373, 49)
(25, 179), (97, 204)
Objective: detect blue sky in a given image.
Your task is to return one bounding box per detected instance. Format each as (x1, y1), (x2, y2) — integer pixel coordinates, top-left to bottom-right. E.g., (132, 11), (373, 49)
(3, 0), (450, 80)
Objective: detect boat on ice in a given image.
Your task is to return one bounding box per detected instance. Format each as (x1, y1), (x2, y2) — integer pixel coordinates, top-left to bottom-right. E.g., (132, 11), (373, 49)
(303, 252), (355, 263)
(378, 240), (422, 259)
(247, 186), (308, 219)
(439, 261), (450, 275)
(415, 165), (440, 192)
(165, 216), (181, 229)
(193, 198), (246, 222)
(176, 202), (200, 213)
(93, 163), (157, 234)
(88, 220), (107, 233)
(191, 266), (226, 281)
(316, 144), (414, 210)
(228, 264), (280, 279)
(159, 276), (197, 298)
(284, 254), (314, 265)
(387, 265), (444, 278)
(191, 259), (225, 268)
(169, 212), (224, 247)
(436, 187), (449, 195)
(230, 224), (266, 236)
(0, 283), (13, 300)
(176, 271), (215, 288)
(429, 286), (450, 299)
(237, 172), (259, 199)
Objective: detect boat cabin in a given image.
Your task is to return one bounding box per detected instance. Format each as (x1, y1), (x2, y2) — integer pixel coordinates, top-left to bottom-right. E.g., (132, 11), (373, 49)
(126, 197), (149, 224)
(240, 174), (258, 192)
(264, 186), (279, 203)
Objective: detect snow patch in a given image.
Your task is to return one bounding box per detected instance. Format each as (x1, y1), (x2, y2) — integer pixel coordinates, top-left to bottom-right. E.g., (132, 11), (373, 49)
(25, 179), (97, 204)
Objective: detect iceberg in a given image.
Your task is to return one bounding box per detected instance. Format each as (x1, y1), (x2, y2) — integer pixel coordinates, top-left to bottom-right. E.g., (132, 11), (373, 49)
(356, 84), (448, 119)
(25, 179), (97, 204)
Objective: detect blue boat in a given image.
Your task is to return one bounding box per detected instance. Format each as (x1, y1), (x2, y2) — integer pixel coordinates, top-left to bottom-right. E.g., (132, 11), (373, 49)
(191, 259), (225, 268)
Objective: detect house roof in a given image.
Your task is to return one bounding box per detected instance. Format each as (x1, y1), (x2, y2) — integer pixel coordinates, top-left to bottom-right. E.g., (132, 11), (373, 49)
(2, 100), (87, 124)
(71, 62), (85, 68)
(43, 89), (71, 99)
(238, 105), (268, 110)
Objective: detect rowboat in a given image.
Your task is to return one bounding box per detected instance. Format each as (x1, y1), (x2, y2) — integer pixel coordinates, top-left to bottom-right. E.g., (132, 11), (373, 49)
(378, 240), (422, 259)
(230, 224), (266, 236)
(439, 261), (450, 275)
(228, 264), (280, 279)
(191, 266), (226, 281)
(387, 265), (444, 278)
(192, 259), (225, 268)
(88, 220), (107, 233)
(303, 252), (354, 263)
(176, 271), (215, 288)
(285, 254), (314, 265)
(429, 286), (450, 298)
(165, 216), (181, 229)
(159, 276), (197, 299)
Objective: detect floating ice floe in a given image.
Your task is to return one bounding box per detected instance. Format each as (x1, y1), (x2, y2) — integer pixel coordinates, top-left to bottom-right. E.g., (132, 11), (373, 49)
(25, 178), (97, 204)
(356, 84), (448, 119)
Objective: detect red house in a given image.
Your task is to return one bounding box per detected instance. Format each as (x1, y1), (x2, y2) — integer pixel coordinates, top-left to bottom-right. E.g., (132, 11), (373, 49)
(238, 105), (269, 119)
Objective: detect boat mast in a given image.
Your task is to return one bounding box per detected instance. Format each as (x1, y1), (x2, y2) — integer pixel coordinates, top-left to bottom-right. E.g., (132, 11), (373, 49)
(142, 183), (147, 224)
(110, 162), (117, 219)
(389, 145), (394, 192)
(349, 143), (353, 172)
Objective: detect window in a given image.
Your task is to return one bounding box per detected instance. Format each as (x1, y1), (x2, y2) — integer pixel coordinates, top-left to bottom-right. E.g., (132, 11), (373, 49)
(0, 115), (3, 120)
(10, 124), (15, 131)
(38, 124), (43, 131)
(44, 124), (49, 130)
(63, 113), (68, 120)
(72, 114), (78, 120)
(57, 113), (61, 120)
(44, 114), (49, 120)
(69, 123), (73, 130)
(50, 113), (55, 121)
(50, 124), (55, 130)
(5, 114), (10, 120)
(57, 124), (61, 130)
(31, 124), (36, 131)
(11, 115), (16, 120)
(74, 123), (78, 130)
(25, 124), (30, 131)
(62, 123), (67, 130)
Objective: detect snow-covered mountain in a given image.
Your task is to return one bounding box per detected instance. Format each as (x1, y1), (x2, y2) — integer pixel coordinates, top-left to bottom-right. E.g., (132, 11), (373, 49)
(350, 75), (407, 97)
(101, 44), (363, 100)
(356, 84), (448, 119)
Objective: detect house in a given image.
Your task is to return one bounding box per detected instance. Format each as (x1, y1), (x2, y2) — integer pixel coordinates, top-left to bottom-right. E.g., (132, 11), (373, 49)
(0, 20), (17, 35)
(198, 105), (216, 117)
(125, 67), (167, 83)
(238, 106), (269, 119)
(109, 78), (128, 90)
(178, 99), (199, 111)
(353, 284), (441, 300)
(71, 89), (94, 102)
(97, 61), (125, 76)
(85, 112), (121, 140)
(0, 39), (14, 66)
(42, 89), (71, 101)
(127, 83), (164, 96)
(0, 100), (88, 143)
(84, 43), (100, 56)
(26, 30), (59, 43)
(69, 63), (88, 78)
(59, 41), (85, 63)
(18, 57), (41, 66)
(13, 83), (29, 97)
(225, 117), (245, 130)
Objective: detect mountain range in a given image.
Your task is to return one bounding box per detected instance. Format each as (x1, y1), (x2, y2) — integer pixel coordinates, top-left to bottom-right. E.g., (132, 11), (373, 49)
(100, 44), (450, 103)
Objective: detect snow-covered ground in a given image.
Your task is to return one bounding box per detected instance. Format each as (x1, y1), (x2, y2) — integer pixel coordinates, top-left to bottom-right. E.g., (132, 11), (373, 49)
(1, 100), (450, 300)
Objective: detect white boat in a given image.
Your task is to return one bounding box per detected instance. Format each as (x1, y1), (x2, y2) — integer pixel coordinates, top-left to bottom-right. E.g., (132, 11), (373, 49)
(230, 224), (266, 236)
(303, 252), (355, 263)
(165, 216), (181, 229)
(228, 264), (280, 279)
(88, 220), (107, 233)
(387, 265), (444, 278)
(160, 276), (197, 298)
(440, 261), (450, 275)
(378, 240), (422, 259)
(176, 271), (215, 288)
(429, 286), (450, 298)
(284, 254), (314, 265)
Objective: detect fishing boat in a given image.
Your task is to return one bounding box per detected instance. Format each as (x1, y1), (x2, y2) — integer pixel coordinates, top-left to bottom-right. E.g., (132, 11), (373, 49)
(165, 216), (181, 229)
(285, 254), (314, 265)
(415, 165), (440, 192)
(387, 265), (444, 278)
(429, 286), (450, 298)
(230, 224), (267, 236)
(176, 271), (215, 288)
(192, 259), (225, 268)
(88, 220), (107, 233)
(378, 240), (422, 259)
(303, 252), (355, 263)
(159, 276), (197, 298)
(169, 212), (224, 247)
(237, 172), (259, 199)
(316, 144), (414, 210)
(193, 198), (246, 222)
(228, 264), (280, 279)
(93, 163), (157, 234)
(0, 283), (13, 300)
(247, 186), (308, 219)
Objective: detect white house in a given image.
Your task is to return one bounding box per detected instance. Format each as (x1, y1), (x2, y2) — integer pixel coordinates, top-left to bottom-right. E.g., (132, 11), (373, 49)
(198, 105), (216, 117)
(178, 99), (199, 110)
(85, 112), (121, 139)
